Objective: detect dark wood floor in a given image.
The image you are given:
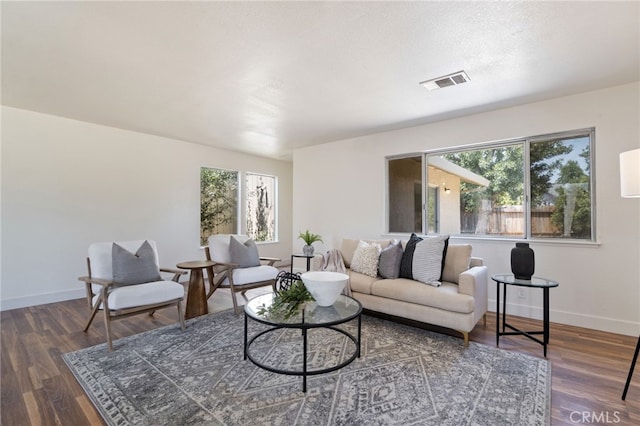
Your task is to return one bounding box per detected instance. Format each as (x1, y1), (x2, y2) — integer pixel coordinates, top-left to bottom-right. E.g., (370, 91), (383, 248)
(2, 288), (639, 425)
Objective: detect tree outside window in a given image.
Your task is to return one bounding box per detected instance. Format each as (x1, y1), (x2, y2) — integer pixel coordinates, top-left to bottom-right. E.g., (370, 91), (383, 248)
(531, 136), (591, 239)
(200, 167), (238, 246)
(246, 173), (277, 242)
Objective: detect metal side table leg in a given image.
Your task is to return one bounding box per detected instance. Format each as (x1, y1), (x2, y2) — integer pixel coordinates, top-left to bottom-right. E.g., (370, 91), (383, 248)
(496, 281), (501, 347)
(622, 334), (640, 400)
(543, 288), (550, 358)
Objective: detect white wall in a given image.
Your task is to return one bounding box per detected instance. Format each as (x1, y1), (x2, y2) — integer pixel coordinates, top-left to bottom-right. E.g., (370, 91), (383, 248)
(293, 82), (640, 336)
(0, 106), (293, 310)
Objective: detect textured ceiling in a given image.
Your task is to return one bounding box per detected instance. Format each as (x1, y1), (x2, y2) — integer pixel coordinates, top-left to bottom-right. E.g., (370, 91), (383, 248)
(2, 1), (639, 160)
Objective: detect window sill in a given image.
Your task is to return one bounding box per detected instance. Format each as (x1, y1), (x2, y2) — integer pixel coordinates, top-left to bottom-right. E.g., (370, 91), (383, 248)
(449, 235), (601, 248)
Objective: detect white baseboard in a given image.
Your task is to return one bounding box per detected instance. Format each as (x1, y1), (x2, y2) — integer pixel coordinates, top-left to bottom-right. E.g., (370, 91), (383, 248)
(488, 299), (640, 337)
(0, 288), (85, 311)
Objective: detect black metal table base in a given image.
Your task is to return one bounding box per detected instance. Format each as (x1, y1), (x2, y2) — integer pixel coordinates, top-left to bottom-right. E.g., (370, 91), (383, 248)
(496, 282), (551, 357)
(244, 313), (361, 392)
(622, 334), (640, 400)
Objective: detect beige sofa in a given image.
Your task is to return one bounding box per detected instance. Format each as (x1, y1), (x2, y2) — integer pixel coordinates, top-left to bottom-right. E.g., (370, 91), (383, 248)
(337, 238), (488, 346)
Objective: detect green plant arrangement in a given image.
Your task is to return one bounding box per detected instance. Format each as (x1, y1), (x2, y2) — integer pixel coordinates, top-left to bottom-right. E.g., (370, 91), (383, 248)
(298, 230), (323, 246)
(257, 280), (314, 320)
(298, 229), (323, 256)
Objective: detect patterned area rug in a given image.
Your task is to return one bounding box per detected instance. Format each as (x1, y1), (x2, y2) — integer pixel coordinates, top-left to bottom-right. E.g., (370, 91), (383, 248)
(63, 310), (550, 425)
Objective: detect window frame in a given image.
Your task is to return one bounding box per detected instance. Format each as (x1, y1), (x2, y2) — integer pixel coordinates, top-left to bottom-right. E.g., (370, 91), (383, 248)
(386, 128), (596, 243)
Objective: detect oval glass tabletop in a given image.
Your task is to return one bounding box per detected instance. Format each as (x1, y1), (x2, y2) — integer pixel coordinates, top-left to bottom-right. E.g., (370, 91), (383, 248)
(245, 293), (362, 326)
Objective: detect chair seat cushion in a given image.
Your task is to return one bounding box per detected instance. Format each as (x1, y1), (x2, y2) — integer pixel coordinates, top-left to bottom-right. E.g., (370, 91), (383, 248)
(224, 265), (279, 286)
(93, 281), (184, 310)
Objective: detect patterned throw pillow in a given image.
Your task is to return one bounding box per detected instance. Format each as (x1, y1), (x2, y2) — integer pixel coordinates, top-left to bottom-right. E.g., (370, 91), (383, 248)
(411, 235), (449, 286)
(112, 240), (161, 286)
(399, 233), (423, 279)
(378, 240), (403, 279)
(350, 240), (382, 277)
(399, 233), (450, 286)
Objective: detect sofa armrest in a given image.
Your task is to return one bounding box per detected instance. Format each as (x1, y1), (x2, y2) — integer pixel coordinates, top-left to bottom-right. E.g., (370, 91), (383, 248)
(458, 265), (487, 297)
(458, 265), (489, 317)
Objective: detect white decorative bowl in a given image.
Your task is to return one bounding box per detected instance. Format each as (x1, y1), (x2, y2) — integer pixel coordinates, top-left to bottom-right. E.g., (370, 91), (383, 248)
(301, 271), (349, 307)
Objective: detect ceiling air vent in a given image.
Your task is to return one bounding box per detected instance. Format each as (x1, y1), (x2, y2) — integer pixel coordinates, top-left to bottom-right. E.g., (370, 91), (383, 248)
(419, 71), (470, 91)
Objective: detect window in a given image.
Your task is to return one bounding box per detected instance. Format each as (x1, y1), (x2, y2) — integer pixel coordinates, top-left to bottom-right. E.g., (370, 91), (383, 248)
(387, 128), (595, 241)
(388, 156), (423, 233)
(434, 144), (525, 237)
(200, 167), (238, 245)
(246, 173), (277, 242)
(529, 134), (592, 239)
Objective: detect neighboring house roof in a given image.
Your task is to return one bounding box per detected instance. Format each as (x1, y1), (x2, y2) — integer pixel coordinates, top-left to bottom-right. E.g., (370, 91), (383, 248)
(428, 157), (490, 187)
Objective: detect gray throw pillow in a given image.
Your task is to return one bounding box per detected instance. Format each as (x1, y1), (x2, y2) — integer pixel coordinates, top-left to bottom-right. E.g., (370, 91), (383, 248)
(112, 240), (162, 286)
(229, 236), (260, 268)
(378, 240), (403, 279)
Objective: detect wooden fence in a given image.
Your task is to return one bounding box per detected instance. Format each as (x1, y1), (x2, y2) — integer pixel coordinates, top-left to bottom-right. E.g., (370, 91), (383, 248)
(461, 206), (559, 236)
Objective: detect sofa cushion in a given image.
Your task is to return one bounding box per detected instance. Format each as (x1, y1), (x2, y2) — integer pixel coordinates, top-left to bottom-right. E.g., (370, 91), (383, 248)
(371, 278), (474, 314)
(350, 240), (382, 277)
(378, 240), (403, 279)
(112, 240), (162, 287)
(442, 244), (472, 284)
(340, 239), (360, 268)
(348, 270), (381, 294)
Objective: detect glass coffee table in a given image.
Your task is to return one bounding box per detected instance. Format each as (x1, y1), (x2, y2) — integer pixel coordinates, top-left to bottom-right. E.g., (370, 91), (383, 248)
(244, 293), (362, 392)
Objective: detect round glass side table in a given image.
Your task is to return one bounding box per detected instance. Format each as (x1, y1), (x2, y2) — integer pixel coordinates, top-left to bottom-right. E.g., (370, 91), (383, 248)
(491, 274), (559, 357)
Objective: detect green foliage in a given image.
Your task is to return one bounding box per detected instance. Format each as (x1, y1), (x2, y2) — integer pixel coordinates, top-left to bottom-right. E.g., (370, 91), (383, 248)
(445, 145), (524, 213)
(530, 140), (572, 206)
(200, 168), (238, 245)
(298, 230), (323, 245)
(256, 281), (313, 320)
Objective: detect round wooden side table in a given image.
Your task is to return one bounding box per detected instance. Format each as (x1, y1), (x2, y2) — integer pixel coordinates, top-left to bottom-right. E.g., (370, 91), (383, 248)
(177, 260), (215, 320)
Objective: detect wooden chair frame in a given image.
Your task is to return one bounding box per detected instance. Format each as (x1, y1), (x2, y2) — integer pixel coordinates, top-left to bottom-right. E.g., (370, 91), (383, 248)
(79, 257), (187, 351)
(204, 246), (279, 314)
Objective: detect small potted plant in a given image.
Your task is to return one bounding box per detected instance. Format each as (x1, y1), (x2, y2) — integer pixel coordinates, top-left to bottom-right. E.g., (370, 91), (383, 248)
(298, 229), (323, 256)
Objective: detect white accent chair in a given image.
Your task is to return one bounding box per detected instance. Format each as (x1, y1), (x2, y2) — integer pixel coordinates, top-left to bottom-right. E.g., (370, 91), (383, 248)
(78, 240), (186, 351)
(204, 234), (280, 313)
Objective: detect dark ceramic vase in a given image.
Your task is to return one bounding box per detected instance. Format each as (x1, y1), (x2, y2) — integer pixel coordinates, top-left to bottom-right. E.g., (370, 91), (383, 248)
(511, 242), (535, 280)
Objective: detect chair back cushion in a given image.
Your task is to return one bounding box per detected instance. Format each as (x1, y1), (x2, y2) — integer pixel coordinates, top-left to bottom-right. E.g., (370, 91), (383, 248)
(208, 234), (249, 263)
(112, 240), (162, 286)
(88, 240), (160, 280)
